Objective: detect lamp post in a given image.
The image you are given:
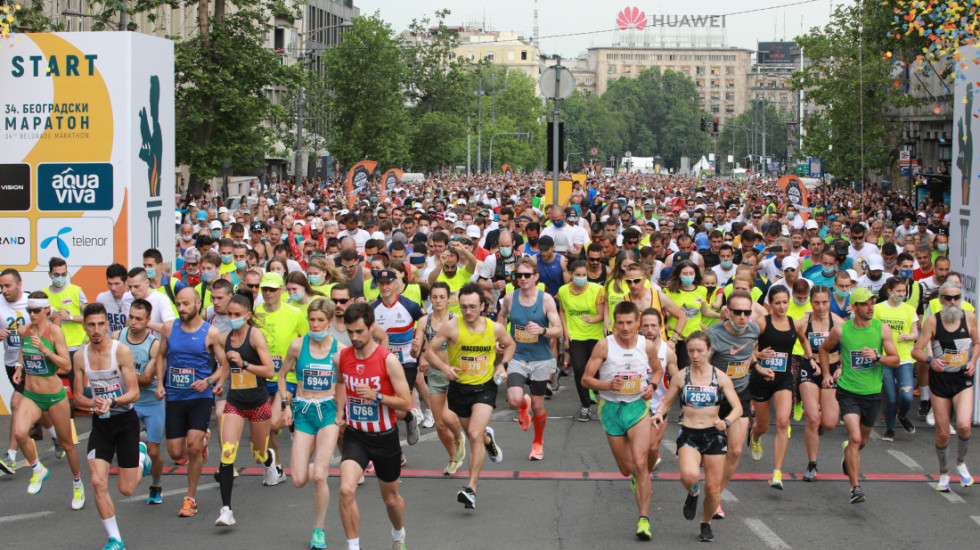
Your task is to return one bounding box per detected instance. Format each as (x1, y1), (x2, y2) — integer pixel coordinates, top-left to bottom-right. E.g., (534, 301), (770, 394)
(488, 132), (529, 174)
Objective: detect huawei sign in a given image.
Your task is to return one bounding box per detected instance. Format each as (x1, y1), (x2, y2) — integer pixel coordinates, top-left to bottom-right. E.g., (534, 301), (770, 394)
(617, 7), (647, 31)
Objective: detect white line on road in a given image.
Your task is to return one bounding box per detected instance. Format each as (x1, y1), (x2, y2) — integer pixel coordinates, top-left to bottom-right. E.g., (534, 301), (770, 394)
(123, 482), (218, 502)
(743, 518), (791, 550)
(0, 511), (54, 524)
(971, 516), (980, 526)
(929, 483), (965, 504)
(721, 488), (738, 502)
(887, 450), (923, 470)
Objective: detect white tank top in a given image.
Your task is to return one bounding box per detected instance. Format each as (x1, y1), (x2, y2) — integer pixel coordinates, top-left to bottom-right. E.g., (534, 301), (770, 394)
(84, 340), (132, 415)
(598, 334), (650, 403)
(648, 338), (669, 410)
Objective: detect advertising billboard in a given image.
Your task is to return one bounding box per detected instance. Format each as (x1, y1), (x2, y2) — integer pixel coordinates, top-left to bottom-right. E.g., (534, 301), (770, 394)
(758, 41), (796, 64)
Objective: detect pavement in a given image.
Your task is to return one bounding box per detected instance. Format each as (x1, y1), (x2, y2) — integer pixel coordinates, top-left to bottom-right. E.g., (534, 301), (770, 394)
(0, 378), (977, 549)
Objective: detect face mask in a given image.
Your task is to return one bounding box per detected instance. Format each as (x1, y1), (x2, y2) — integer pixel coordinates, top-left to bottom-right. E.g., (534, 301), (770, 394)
(234, 260), (247, 270)
(145, 268), (157, 280)
(822, 268), (836, 278)
(731, 321), (749, 333)
(793, 298), (808, 307)
(937, 244), (948, 252)
(288, 291), (304, 302)
(787, 212), (796, 219)
(185, 267), (199, 276)
(680, 275), (695, 286)
(884, 260), (896, 268)
(201, 270), (217, 283)
(309, 329), (330, 342)
(528, 238), (539, 246)
(720, 260), (733, 269)
(308, 274), (323, 286)
(51, 275), (68, 288)
(295, 235), (304, 244)
(181, 234), (194, 242)
(211, 230), (222, 239)
(499, 246), (513, 258)
(704, 223), (714, 231)
(221, 254), (233, 265)
(228, 317), (246, 331)
(573, 276), (588, 287)
(419, 226), (430, 236)
(835, 288), (850, 299)
(889, 293), (906, 304)
(900, 269), (913, 279)
(554, 220), (565, 228)
(612, 209), (620, 216)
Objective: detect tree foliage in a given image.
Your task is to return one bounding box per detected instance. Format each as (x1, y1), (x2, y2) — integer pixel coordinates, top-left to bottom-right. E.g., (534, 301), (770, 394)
(717, 102), (791, 166)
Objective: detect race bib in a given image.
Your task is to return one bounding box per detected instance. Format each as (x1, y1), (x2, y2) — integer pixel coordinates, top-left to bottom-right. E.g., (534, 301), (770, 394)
(460, 355), (489, 377)
(271, 355), (283, 373)
(169, 367), (194, 389)
(726, 360), (750, 379)
(230, 366), (257, 390)
(348, 396), (380, 423)
(93, 383), (122, 400)
(23, 353), (47, 376)
(849, 350), (876, 370)
(684, 384), (717, 407)
(7, 332), (21, 348)
(617, 371), (642, 394)
(683, 304), (700, 319)
(944, 348), (969, 370)
(808, 331), (829, 350)
(302, 366), (334, 392)
(763, 352), (789, 373)
(513, 325), (538, 344)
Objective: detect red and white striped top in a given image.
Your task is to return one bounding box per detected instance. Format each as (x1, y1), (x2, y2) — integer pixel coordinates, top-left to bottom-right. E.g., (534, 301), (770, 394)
(340, 346), (397, 433)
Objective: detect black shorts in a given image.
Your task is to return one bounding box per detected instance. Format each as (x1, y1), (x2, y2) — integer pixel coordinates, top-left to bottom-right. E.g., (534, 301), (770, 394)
(929, 370), (975, 399)
(165, 398), (213, 440)
(5, 365), (24, 394)
(87, 409), (140, 468)
(800, 359), (840, 389)
(403, 365), (418, 394)
(719, 384), (752, 420)
(676, 426), (729, 456)
(341, 426), (401, 483)
(749, 370), (794, 402)
(447, 381), (498, 418)
(505, 373), (548, 397)
(836, 387), (881, 428)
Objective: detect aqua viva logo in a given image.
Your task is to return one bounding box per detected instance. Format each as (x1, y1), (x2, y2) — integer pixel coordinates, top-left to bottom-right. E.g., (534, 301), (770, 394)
(36, 163), (113, 211)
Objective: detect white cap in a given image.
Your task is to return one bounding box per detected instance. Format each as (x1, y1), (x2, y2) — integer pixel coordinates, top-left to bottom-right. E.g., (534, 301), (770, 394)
(445, 212), (458, 223)
(781, 225), (791, 236)
(218, 207), (229, 214)
(805, 219), (819, 230)
(466, 225), (481, 239)
(174, 211), (182, 225)
(866, 254), (884, 271)
(209, 220), (222, 230)
(371, 231), (386, 240)
(457, 199), (467, 205)
(782, 256), (800, 271)
(679, 212), (690, 220)
(845, 269), (859, 282)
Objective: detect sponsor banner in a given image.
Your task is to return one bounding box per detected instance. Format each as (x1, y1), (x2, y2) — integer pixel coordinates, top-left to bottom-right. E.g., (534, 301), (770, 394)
(776, 174), (811, 219)
(37, 162), (113, 210)
(0, 163), (31, 210)
(502, 164), (514, 180)
(36, 217), (114, 266)
(345, 160), (377, 208)
(0, 217), (31, 265)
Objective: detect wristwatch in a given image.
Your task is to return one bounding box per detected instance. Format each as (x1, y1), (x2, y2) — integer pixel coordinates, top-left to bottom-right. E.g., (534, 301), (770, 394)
(724, 418), (731, 428)
(376, 393), (383, 404)
(205, 377), (214, 387)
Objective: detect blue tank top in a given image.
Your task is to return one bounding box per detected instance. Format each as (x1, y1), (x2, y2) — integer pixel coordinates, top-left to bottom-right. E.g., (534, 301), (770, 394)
(165, 319), (213, 401)
(509, 290), (553, 361)
(538, 253), (564, 296)
(119, 327), (159, 405)
(296, 335), (338, 394)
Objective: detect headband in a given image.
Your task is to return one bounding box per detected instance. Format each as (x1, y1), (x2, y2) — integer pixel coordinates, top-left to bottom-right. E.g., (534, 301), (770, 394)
(27, 299), (49, 309)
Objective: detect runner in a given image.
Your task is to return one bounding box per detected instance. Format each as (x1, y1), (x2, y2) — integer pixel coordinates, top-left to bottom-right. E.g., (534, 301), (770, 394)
(874, 276), (919, 441)
(817, 287), (900, 503)
(556, 260), (606, 421)
(280, 298), (345, 549)
(72, 303), (150, 550)
(155, 287), (230, 517)
(497, 257), (563, 460)
(641, 308), (677, 474)
(215, 294), (277, 527)
(12, 291), (83, 508)
(0, 268), (28, 475)
(424, 283), (516, 510)
(912, 280), (979, 492)
(653, 331), (741, 543)
(335, 302), (413, 550)
(582, 301), (662, 541)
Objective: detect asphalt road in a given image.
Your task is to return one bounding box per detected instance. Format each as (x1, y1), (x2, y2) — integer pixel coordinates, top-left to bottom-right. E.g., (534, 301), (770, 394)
(0, 379), (977, 549)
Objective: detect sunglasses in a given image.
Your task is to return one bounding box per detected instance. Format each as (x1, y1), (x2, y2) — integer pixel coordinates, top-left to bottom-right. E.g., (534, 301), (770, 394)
(625, 278), (644, 284)
(27, 308), (44, 315)
(588, 258), (601, 263)
(245, 284), (260, 289)
(625, 240), (639, 245)
(730, 309), (751, 317)
(332, 298), (350, 304)
(942, 294), (962, 302)
(514, 272), (535, 279)
(341, 264), (359, 269)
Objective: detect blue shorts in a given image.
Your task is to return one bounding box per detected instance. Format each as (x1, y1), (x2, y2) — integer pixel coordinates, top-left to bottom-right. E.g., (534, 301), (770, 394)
(134, 400), (166, 444)
(292, 398), (338, 435)
(267, 381), (297, 396)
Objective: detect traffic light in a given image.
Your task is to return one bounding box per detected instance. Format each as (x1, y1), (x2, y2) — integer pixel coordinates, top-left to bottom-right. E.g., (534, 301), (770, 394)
(745, 156), (751, 167)
(700, 117), (706, 132)
(712, 118), (719, 133)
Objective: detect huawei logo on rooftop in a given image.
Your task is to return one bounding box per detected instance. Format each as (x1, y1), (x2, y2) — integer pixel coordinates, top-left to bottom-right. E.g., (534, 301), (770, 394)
(617, 7), (647, 31)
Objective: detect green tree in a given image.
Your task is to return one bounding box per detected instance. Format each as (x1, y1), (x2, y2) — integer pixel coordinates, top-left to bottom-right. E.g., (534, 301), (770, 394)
(467, 65), (544, 173)
(562, 91), (626, 168)
(408, 111), (466, 172)
(717, 102), (792, 167)
(403, 9), (472, 118)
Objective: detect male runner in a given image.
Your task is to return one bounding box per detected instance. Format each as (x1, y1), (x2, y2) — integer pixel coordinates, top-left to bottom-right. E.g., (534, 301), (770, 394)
(335, 302), (413, 550)
(73, 303), (151, 550)
(425, 283), (516, 510)
(0, 268), (28, 473)
(640, 308), (677, 474)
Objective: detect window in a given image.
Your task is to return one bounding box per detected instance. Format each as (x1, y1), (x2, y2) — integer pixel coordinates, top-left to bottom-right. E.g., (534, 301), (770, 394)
(696, 79), (704, 88)
(726, 79), (736, 88)
(711, 105), (720, 113)
(487, 51), (494, 61)
(710, 67), (720, 76)
(608, 66), (616, 74)
(710, 92), (720, 102)
(607, 53), (619, 61)
(726, 66), (735, 75)
(725, 104), (735, 114)
(696, 66), (705, 75)
(521, 50), (527, 60)
(710, 79), (720, 88)
(725, 92), (735, 101)
(508, 50), (515, 61)
(274, 28), (285, 51)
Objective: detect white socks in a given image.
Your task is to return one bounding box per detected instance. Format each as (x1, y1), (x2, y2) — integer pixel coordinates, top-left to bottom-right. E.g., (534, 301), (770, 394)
(7, 449), (17, 462)
(45, 426), (56, 440)
(392, 527), (405, 542)
(347, 539), (360, 550)
(920, 386), (931, 401)
(103, 516), (121, 540)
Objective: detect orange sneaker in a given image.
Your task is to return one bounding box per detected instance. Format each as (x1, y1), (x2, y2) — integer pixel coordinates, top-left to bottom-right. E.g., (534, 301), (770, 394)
(201, 429), (211, 463)
(518, 395), (531, 431)
(529, 441), (544, 461)
(174, 456), (189, 466)
(178, 496), (197, 517)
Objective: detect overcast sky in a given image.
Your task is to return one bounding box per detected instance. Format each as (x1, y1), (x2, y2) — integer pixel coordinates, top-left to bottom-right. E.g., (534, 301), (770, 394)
(356, 0), (837, 59)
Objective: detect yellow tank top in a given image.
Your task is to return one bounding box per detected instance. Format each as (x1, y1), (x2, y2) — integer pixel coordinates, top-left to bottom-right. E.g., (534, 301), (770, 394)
(448, 316), (496, 386)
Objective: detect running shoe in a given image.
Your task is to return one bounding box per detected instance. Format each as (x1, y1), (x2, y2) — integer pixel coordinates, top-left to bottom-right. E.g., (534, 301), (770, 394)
(576, 407), (591, 422)
(841, 441), (849, 476)
(53, 440), (66, 460)
(484, 427), (503, 463)
(768, 470), (783, 490)
(787, 425), (792, 439)
(392, 536), (406, 550)
(263, 449), (281, 486)
(957, 462), (974, 487)
(936, 473), (951, 492)
(72, 483), (86, 510)
(453, 437), (466, 463)
(636, 516), (652, 541)
(444, 456), (462, 476)
(683, 485), (700, 520)
(750, 435), (762, 461)
(422, 409), (435, 429)
(918, 400), (931, 418)
(201, 429), (211, 463)
(102, 537), (125, 550)
(898, 415), (915, 434)
(950, 424), (956, 435)
(793, 401), (803, 422)
(357, 473), (365, 485)
(630, 474), (637, 494)
(311, 527), (326, 549)
(926, 409), (935, 427)
(652, 457), (662, 471)
(365, 461), (376, 475)
(27, 465), (49, 495)
(560, 362), (570, 376)
(400, 454), (408, 467)
(178, 496), (198, 517)
(849, 485), (865, 504)
(529, 442), (544, 461)
(147, 486), (163, 505)
(713, 505), (725, 520)
(0, 456), (16, 475)
(518, 395), (531, 431)
(589, 389), (598, 405)
(406, 409), (420, 445)
(139, 442), (151, 478)
(699, 522), (714, 542)
(803, 462), (818, 482)
(457, 487), (476, 509)
(215, 505), (235, 526)
(548, 371), (561, 392)
(881, 429), (895, 442)
(174, 456), (189, 466)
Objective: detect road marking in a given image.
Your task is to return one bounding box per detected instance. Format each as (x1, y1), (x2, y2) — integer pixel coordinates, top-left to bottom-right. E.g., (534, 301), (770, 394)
(0, 511), (54, 524)
(661, 438), (676, 455)
(122, 482), (218, 502)
(721, 488), (738, 502)
(743, 518), (792, 550)
(887, 450), (923, 470)
(929, 482), (965, 504)
(971, 515), (980, 526)
(399, 430), (440, 447)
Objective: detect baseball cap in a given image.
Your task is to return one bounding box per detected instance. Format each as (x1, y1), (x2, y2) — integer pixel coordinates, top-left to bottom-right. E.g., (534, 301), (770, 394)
(445, 212), (458, 223)
(260, 272), (283, 289)
(782, 256), (800, 271)
(209, 220), (222, 230)
(218, 206), (229, 215)
(554, 233), (569, 253)
(453, 221), (467, 231)
(866, 255), (884, 271)
(850, 287), (875, 304)
(371, 231), (386, 241)
(538, 235), (555, 250)
(916, 218), (928, 225)
(174, 211), (182, 225)
(643, 200), (654, 211)
(804, 219), (819, 230)
(564, 207), (579, 219)
(197, 211), (208, 221)
(466, 225), (481, 239)
(374, 269), (398, 283)
(250, 222), (263, 233)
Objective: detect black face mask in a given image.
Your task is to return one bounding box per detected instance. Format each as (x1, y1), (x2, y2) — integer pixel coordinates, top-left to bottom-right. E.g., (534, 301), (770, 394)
(528, 238), (539, 246)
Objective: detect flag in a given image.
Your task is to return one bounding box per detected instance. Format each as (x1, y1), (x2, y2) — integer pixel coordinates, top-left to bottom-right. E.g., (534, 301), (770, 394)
(346, 160), (377, 208)
(777, 174), (811, 221)
(502, 164), (513, 180)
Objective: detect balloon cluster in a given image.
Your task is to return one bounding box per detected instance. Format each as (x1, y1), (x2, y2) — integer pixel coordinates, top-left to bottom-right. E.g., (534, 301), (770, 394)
(1, 3), (20, 41)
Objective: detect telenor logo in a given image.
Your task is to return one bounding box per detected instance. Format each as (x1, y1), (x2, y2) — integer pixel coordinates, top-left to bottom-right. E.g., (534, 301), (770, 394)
(37, 163), (113, 211)
(41, 226), (72, 257)
(617, 7), (647, 31)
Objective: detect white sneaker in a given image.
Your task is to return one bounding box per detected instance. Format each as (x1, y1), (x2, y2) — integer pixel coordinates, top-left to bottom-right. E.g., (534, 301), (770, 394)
(71, 483), (85, 510)
(422, 409), (435, 429)
(926, 410), (935, 426)
(957, 462), (974, 487)
(406, 408), (421, 445)
(949, 424), (957, 435)
(215, 505), (236, 526)
(484, 427), (503, 464)
(937, 473), (951, 492)
(262, 449), (281, 486)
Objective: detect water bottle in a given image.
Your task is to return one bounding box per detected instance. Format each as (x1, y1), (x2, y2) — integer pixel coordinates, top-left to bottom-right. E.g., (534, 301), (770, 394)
(494, 371), (506, 386)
